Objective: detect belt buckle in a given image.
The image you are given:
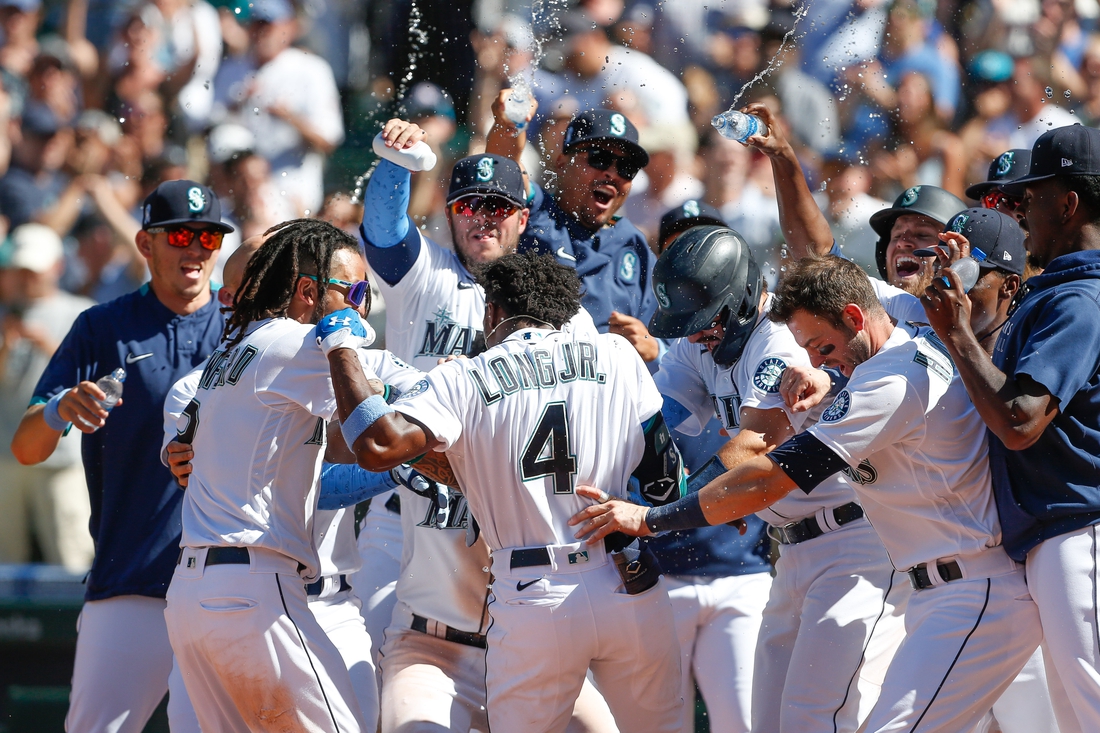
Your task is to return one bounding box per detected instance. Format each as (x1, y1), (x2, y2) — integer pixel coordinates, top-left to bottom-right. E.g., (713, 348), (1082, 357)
(771, 521), (799, 545)
(907, 564), (932, 590)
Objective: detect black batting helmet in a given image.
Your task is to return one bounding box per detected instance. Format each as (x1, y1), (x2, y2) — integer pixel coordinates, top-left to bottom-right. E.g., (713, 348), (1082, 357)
(649, 226), (762, 367)
(869, 185), (965, 279)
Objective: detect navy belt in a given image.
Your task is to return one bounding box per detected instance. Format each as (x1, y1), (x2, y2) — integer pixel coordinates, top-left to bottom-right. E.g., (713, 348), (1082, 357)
(510, 547), (551, 569)
(410, 614), (486, 649)
(908, 560), (963, 590)
(768, 502), (864, 545)
(177, 546), (251, 566)
(305, 574), (352, 597)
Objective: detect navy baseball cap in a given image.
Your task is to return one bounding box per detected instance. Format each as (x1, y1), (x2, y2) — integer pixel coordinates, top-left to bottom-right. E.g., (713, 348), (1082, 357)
(915, 208), (1025, 276)
(250, 0), (293, 23)
(562, 110), (649, 168)
(658, 200), (727, 247)
(141, 180), (234, 233)
(446, 154), (527, 208)
(20, 102), (60, 137)
(1003, 124), (1100, 193)
(965, 149), (1032, 200)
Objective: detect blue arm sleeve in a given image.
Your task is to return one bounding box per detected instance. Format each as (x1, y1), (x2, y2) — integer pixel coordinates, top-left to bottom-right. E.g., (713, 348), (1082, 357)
(317, 462), (399, 510)
(828, 241), (843, 258)
(661, 397), (692, 433)
(361, 159), (410, 248)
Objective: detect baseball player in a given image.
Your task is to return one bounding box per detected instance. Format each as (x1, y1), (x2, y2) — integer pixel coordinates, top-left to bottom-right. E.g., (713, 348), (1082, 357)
(10, 180), (231, 733)
(359, 119), (618, 733)
(572, 254), (1045, 733)
(321, 251), (686, 733)
(646, 225), (908, 733)
(162, 219), (420, 732)
(922, 124), (1100, 732)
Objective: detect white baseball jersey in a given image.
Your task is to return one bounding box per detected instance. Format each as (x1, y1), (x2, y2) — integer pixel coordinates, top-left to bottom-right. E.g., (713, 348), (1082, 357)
(178, 318), (421, 578)
(805, 323), (1000, 570)
(657, 294), (856, 525)
(870, 277), (927, 325)
(315, 508), (359, 576)
(393, 328), (662, 551)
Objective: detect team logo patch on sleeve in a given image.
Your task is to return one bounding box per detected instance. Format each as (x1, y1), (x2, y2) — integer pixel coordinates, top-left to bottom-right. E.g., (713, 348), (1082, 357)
(821, 390), (852, 423)
(752, 357), (787, 393)
(397, 379), (430, 401)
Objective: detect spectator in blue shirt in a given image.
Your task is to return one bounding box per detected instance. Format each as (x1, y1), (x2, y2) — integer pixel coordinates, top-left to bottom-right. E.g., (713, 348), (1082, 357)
(10, 180), (232, 733)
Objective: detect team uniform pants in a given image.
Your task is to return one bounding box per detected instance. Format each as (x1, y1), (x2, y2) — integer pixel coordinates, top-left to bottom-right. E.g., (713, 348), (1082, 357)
(1026, 525), (1100, 733)
(860, 559), (1042, 733)
(65, 595), (199, 733)
(487, 543), (682, 733)
(664, 572), (771, 733)
(310, 589), (379, 731)
(973, 646), (1061, 733)
(352, 494), (402, 667)
(752, 519), (908, 733)
(166, 547), (366, 733)
(379, 605), (620, 733)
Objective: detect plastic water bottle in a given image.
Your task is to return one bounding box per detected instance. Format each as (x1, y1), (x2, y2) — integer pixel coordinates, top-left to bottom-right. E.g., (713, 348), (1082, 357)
(94, 368), (126, 424)
(940, 257), (981, 292)
(503, 75), (533, 131)
(371, 132), (437, 172)
(712, 110), (769, 144)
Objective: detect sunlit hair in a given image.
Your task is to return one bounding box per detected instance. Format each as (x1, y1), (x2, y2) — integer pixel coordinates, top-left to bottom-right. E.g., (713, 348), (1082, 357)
(769, 255), (883, 329)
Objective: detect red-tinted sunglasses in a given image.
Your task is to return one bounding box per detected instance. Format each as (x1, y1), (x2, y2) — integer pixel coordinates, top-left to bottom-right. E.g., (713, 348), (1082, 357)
(447, 195), (520, 219)
(301, 274), (369, 308)
(147, 226), (225, 251)
(981, 190), (1022, 213)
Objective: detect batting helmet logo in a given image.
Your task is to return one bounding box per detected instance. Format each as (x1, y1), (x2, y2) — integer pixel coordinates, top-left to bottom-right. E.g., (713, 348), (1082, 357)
(900, 186), (920, 207)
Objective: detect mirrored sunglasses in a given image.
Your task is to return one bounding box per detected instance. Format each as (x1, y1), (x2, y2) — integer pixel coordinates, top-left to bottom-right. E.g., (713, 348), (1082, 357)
(301, 274), (369, 308)
(147, 226), (224, 251)
(447, 195), (520, 219)
(981, 190), (1022, 213)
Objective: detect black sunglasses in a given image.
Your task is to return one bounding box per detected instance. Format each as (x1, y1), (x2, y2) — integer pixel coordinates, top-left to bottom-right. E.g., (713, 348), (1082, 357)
(582, 148), (641, 181)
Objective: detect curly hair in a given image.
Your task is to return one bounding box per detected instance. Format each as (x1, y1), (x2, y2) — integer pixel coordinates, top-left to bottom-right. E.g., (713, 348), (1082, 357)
(223, 218), (362, 348)
(475, 251), (582, 329)
(769, 255), (883, 328)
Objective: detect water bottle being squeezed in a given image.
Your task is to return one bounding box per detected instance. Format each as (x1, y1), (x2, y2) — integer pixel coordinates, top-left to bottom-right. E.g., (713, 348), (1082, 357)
(712, 110), (769, 144)
(504, 74), (533, 131)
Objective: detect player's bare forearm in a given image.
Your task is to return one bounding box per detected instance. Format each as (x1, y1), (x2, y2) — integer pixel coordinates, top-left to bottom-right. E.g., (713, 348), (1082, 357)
(715, 407), (794, 470)
(10, 405), (63, 465)
(486, 89), (531, 164)
(698, 454), (798, 524)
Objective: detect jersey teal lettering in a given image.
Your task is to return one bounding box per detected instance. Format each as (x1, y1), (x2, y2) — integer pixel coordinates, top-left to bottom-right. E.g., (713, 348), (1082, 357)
(578, 342), (598, 381)
(489, 356), (521, 395)
(418, 321), (454, 357)
(470, 368), (502, 405)
(417, 321), (482, 358)
(198, 349), (229, 390)
(226, 345), (258, 385)
(512, 352), (539, 389)
(532, 349), (556, 387)
(559, 343), (579, 382)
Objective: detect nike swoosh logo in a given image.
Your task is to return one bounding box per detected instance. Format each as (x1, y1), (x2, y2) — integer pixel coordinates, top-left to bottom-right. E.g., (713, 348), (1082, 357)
(516, 579), (540, 591)
(555, 247), (577, 262)
(126, 352), (154, 364)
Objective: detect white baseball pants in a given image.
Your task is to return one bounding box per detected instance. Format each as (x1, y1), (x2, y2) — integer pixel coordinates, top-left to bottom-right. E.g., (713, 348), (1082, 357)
(310, 589), (379, 731)
(352, 497), (402, 667)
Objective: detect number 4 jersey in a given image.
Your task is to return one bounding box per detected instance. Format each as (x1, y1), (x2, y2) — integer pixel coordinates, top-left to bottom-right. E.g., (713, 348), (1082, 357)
(392, 328), (663, 551)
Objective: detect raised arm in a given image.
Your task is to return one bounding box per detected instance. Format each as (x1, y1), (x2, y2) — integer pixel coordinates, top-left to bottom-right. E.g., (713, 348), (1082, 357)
(741, 102), (835, 262)
(486, 88), (536, 166)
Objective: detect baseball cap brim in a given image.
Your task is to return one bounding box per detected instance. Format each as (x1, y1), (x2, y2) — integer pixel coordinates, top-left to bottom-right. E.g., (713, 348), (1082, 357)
(445, 185), (527, 208)
(150, 217), (235, 234)
(564, 138), (650, 169)
(1000, 171), (1059, 196)
(964, 181), (999, 200)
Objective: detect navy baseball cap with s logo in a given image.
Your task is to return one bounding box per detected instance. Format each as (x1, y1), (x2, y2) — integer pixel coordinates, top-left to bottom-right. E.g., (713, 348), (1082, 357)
(141, 180), (234, 232)
(563, 109), (649, 168)
(1003, 124), (1100, 193)
(446, 154), (527, 208)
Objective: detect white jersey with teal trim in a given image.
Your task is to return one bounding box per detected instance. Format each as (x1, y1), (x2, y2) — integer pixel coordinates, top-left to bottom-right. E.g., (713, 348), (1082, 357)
(393, 329), (662, 551)
(870, 277), (927, 325)
(656, 293), (856, 525)
(178, 318), (421, 579)
(806, 323), (1000, 571)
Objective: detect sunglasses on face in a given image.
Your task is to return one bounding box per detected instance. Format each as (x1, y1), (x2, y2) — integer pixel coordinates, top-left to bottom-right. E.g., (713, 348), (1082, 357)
(300, 274), (370, 308)
(147, 226), (224, 250)
(447, 195), (520, 219)
(981, 190), (1022, 213)
(582, 148), (641, 181)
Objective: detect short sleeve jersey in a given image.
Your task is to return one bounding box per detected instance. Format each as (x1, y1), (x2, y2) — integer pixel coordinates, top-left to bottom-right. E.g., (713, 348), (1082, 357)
(805, 323), (1000, 570)
(520, 183), (658, 332)
(32, 285), (225, 600)
(180, 318), (421, 579)
(656, 294), (857, 525)
(394, 329), (662, 551)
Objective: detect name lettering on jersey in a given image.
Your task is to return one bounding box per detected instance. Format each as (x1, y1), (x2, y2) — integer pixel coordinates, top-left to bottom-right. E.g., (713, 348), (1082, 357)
(417, 307), (483, 359)
(198, 345), (259, 391)
(913, 331), (954, 385)
(416, 488), (469, 531)
(711, 393), (742, 430)
(842, 459), (878, 485)
(470, 341), (607, 405)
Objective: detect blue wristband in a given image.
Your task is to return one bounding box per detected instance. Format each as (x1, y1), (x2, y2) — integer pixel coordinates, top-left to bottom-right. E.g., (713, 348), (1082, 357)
(341, 394), (394, 450)
(43, 391), (70, 432)
(644, 492), (709, 535)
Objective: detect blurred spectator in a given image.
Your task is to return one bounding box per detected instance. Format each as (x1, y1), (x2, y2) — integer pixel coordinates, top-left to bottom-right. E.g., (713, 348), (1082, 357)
(404, 82), (458, 240)
(1008, 56), (1079, 148)
(0, 102), (79, 232)
(65, 213), (144, 303)
(817, 150), (890, 276)
(624, 123), (704, 246)
(26, 39), (83, 125)
(959, 50), (1018, 193)
(705, 15), (767, 110)
(212, 0), (344, 216)
(1075, 32), (1100, 124)
(0, 223), (95, 571)
(0, 0), (41, 107)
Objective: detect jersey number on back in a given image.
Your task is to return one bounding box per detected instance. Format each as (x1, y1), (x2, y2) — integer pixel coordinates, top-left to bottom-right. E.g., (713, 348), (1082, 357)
(177, 399), (200, 443)
(521, 402), (577, 495)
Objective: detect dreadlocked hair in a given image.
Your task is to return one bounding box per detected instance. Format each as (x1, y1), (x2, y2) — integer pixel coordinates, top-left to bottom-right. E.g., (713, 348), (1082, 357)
(475, 251), (582, 329)
(223, 218), (361, 348)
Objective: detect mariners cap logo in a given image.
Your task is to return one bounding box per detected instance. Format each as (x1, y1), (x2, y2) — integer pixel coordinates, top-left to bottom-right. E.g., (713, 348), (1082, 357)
(948, 213), (969, 233)
(610, 113), (626, 137)
(476, 157), (495, 182)
(187, 186), (207, 213)
(900, 186), (920, 207)
(821, 389), (852, 423)
(683, 200), (701, 217)
(655, 282), (671, 309)
(995, 152), (1014, 177)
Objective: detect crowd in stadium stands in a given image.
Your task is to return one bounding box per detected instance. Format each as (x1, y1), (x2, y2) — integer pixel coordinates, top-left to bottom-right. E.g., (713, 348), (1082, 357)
(0, 0), (1092, 566)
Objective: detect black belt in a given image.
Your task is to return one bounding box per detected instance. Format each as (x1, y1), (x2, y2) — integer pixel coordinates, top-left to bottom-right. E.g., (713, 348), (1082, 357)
(410, 614), (487, 649)
(384, 493), (402, 514)
(305, 574), (352, 597)
(510, 547), (552, 569)
(178, 546), (251, 566)
(908, 560), (963, 590)
(768, 502), (865, 545)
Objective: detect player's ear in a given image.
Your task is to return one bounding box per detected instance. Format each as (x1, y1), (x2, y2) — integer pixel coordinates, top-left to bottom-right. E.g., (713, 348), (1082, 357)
(293, 274), (316, 308)
(135, 230), (153, 261)
(841, 304), (865, 333)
